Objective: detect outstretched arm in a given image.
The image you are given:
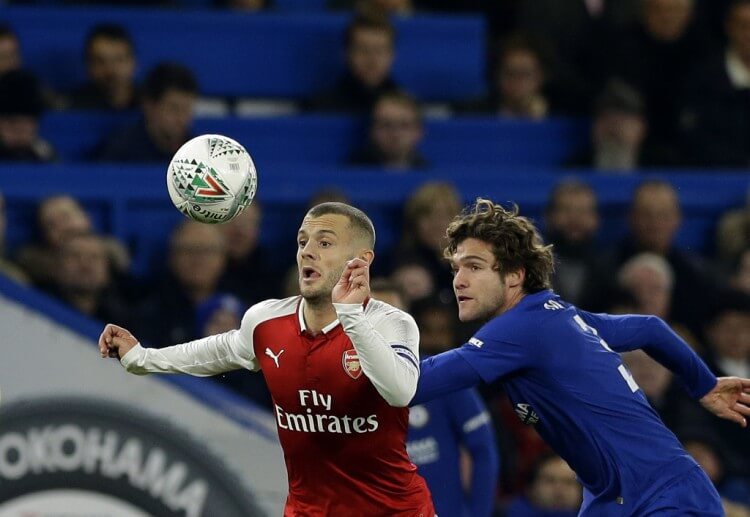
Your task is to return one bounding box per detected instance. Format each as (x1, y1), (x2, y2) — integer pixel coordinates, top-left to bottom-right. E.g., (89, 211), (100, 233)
(411, 350), (483, 405)
(99, 317), (258, 376)
(578, 311), (750, 426)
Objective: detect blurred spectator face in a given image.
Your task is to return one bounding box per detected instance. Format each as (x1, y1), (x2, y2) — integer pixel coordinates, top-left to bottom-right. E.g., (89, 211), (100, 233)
(415, 306), (454, 354)
(365, 0), (412, 14)
(406, 183), (461, 253)
(370, 97), (423, 167)
(0, 34), (21, 74)
(618, 255), (673, 319)
(707, 310), (750, 361)
(87, 36), (135, 95)
(684, 440), (722, 483)
(728, 2), (750, 63)
(221, 203), (261, 261)
(392, 263), (434, 303)
(170, 222), (227, 296)
(415, 202), (455, 252)
(498, 48), (544, 115)
(731, 249), (750, 295)
(546, 186), (599, 244)
(370, 283), (407, 310)
(0, 115), (38, 150)
(347, 27), (395, 88)
(529, 456), (582, 510)
(629, 183), (681, 254)
(38, 196), (92, 249)
(643, 0), (694, 42)
(593, 110), (647, 152)
(58, 234), (110, 295)
(143, 88), (195, 153)
(622, 350), (672, 400)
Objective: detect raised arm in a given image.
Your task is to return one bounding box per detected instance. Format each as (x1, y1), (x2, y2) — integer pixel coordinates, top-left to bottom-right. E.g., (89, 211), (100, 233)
(576, 311), (715, 398)
(333, 259), (419, 407)
(99, 309), (260, 376)
(578, 311), (750, 427)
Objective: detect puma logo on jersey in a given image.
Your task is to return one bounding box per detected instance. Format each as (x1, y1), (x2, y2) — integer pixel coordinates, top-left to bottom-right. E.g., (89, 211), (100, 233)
(514, 403), (539, 425)
(265, 347), (284, 368)
(544, 300), (564, 310)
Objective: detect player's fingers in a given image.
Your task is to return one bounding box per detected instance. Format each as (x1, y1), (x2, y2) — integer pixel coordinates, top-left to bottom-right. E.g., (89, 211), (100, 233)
(724, 408), (747, 427)
(733, 402), (750, 417)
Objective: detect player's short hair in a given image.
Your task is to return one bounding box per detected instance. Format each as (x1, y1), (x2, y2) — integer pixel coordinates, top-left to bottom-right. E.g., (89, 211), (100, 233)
(306, 202), (376, 249)
(141, 62), (198, 102)
(445, 198), (554, 293)
(345, 12), (396, 49)
(545, 179), (597, 215)
(84, 23), (135, 59)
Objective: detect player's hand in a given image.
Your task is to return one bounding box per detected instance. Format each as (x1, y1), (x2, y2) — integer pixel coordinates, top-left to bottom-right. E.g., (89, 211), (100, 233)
(332, 258), (370, 305)
(699, 376), (750, 427)
(98, 323), (139, 361)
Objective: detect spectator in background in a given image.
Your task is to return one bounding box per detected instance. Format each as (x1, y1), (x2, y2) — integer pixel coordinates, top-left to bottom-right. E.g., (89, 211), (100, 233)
(16, 195), (129, 291)
(51, 232), (130, 324)
(350, 91), (427, 170)
(133, 220), (227, 345)
(0, 190), (27, 283)
(370, 277), (408, 310)
(195, 293), (272, 409)
(391, 260), (434, 306)
(610, 0), (713, 165)
(682, 433), (750, 512)
(68, 24), (138, 111)
(592, 181), (720, 336)
(395, 182), (461, 302)
(328, 0), (413, 16)
(679, 0), (750, 167)
(568, 80), (650, 171)
(0, 69), (56, 162)
(0, 24), (22, 74)
(217, 202), (279, 304)
(97, 62), (197, 162)
(459, 33), (549, 119)
(506, 453), (582, 517)
(543, 180), (607, 308)
(730, 248), (750, 296)
(702, 295), (750, 476)
(306, 12), (400, 113)
(716, 189), (750, 268)
(406, 297), (499, 517)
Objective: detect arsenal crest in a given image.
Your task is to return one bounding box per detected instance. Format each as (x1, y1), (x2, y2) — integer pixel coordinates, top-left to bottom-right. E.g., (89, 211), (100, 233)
(342, 349), (362, 379)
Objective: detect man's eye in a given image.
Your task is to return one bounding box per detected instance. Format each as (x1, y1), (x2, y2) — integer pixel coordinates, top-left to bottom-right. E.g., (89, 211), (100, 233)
(298, 240), (307, 248)
(471, 265), (481, 271)
(320, 241), (331, 248)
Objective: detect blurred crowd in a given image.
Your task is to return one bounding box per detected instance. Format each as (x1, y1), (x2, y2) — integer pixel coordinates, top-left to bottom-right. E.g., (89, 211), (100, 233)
(0, 0), (749, 169)
(1, 0), (750, 515)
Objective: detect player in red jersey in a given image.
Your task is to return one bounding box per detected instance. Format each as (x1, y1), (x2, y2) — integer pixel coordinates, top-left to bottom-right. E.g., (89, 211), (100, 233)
(98, 202), (435, 516)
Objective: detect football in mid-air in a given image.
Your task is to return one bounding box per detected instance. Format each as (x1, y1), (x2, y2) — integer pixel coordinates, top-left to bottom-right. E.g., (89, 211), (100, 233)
(167, 134), (258, 224)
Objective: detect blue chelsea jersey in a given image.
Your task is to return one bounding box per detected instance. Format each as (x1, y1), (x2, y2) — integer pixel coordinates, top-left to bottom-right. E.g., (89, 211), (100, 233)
(456, 290), (699, 514)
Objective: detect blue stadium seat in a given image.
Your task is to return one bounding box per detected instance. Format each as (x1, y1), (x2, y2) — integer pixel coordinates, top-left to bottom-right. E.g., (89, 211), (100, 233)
(39, 112), (587, 167)
(5, 7), (486, 101)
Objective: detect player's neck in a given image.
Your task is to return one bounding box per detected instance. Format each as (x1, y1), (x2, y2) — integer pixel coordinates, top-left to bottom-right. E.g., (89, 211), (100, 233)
(496, 288), (526, 317)
(302, 298), (338, 336)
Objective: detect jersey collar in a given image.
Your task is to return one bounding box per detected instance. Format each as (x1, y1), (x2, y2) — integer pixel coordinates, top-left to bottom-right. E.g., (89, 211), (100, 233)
(297, 298), (340, 336)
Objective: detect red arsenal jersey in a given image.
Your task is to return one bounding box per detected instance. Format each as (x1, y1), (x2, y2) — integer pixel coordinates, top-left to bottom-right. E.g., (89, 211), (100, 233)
(247, 297), (433, 516)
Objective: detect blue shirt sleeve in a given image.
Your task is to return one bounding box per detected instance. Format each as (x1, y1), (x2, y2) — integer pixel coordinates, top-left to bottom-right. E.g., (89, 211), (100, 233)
(446, 389), (499, 517)
(455, 322), (532, 384)
(577, 311), (717, 399)
(411, 349), (483, 405)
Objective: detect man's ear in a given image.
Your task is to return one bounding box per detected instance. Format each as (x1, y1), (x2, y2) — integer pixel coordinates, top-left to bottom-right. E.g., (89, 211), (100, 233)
(504, 268), (525, 289)
(359, 249), (375, 265)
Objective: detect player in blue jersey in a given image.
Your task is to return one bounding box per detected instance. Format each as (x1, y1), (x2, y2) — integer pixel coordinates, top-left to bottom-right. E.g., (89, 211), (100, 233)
(406, 297), (499, 517)
(411, 198), (750, 516)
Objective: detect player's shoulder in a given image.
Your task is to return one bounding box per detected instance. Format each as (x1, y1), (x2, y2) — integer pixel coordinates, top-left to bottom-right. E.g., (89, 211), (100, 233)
(241, 296), (299, 329)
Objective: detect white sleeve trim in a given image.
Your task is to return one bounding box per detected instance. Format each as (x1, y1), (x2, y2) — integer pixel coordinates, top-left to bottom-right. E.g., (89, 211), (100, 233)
(334, 301), (420, 407)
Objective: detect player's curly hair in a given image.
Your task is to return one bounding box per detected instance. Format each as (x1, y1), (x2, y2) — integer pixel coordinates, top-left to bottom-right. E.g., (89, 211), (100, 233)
(444, 198), (554, 293)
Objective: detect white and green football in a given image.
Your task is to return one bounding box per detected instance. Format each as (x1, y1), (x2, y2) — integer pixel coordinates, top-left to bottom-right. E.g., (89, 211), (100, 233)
(167, 134), (258, 224)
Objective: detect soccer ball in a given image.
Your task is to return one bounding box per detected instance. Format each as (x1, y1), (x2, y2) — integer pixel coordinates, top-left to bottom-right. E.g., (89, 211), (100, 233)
(167, 134), (258, 224)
